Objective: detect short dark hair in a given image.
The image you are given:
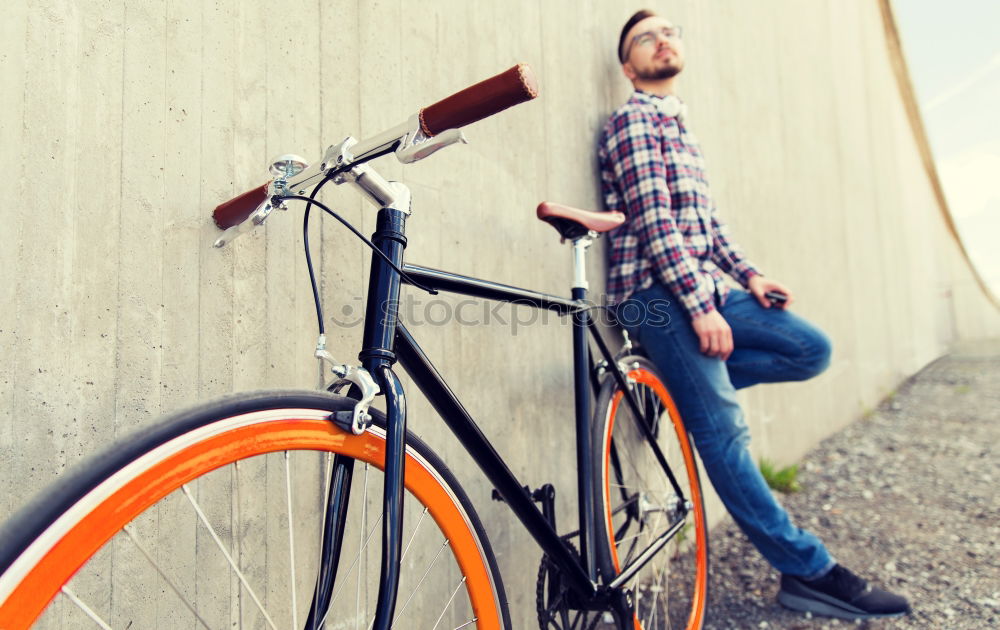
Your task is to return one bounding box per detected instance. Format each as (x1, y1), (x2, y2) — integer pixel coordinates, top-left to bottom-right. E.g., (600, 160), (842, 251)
(618, 9), (657, 63)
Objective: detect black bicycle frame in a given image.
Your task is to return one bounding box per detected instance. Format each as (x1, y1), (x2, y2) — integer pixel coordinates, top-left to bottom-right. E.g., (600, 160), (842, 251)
(328, 205), (689, 628)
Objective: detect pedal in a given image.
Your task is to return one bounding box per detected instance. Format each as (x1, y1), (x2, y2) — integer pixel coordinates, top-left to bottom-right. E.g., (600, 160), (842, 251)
(533, 484), (557, 529)
(492, 484), (557, 529)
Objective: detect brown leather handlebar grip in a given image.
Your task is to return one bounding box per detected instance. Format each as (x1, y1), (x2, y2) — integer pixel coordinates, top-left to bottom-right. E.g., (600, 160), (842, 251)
(212, 182), (270, 229)
(418, 64), (538, 137)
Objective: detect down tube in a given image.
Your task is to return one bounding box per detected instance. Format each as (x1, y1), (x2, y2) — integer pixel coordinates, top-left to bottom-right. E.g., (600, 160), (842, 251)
(393, 323), (595, 598)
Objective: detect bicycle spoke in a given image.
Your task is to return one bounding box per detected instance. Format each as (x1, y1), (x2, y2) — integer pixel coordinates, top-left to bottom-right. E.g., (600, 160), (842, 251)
(642, 386), (663, 430)
(182, 485), (278, 630)
(637, 500), (667, 558)
(647, 558), (669, 630)
(643, 572), (660, 629)
(430, 576), (467, 630)
(60, 586), (113, 630)
(615, 432), (654, 484)
(123, 524), (214, 629)
(399, 507), (429, 562)
(342, 507), (436, 628)
(388, 539), (450, 628)
(357, 462), (370, 630)
(320, 513), (384, 624)
(285, 451), (300, 629)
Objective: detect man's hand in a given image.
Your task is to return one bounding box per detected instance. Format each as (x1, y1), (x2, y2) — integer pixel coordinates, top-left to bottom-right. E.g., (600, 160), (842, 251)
(691, 310), (733, 360)
(748, 275), (794, 309)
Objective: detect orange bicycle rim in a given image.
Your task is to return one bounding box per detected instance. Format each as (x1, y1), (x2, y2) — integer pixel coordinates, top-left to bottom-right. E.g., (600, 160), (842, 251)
(601, 368), (708, 630)
(0, 417), (502, 630)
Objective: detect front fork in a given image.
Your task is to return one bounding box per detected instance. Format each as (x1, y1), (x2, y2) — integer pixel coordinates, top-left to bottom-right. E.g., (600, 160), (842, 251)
(308, 174), (412, 629)
(306, 367), (407, 630)
(305, 454), (355, 629)
(370, 367), (407, 630)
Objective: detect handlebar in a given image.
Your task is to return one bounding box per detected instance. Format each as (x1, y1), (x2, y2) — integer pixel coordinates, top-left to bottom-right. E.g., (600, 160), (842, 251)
(418, 64), (538, 137)
(212, 64), (538, 235)
(213, 182), (270, 230)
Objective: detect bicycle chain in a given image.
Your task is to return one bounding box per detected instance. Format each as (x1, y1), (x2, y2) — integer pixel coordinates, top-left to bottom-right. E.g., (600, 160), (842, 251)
(535, 541), (607, 630)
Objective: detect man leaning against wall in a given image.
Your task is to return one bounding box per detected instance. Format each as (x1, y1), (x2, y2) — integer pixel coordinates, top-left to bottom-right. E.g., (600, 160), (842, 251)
(597, 8), (911, 622)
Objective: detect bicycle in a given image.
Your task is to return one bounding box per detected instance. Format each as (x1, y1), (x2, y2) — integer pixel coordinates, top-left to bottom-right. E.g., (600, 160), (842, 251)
(0, 64), (708, 630)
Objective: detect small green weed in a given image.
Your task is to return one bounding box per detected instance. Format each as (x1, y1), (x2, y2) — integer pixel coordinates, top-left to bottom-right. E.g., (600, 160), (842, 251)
(672, 522), (693, 558)
(759, 457), (801, 493)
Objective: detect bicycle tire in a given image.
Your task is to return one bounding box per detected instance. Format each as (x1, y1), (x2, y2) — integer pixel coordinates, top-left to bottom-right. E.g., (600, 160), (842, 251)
(590, 356), (709, 630)
(0, 389), (511, 630)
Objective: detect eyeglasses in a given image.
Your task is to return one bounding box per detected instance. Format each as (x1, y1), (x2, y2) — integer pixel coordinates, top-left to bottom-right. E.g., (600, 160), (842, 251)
(624, 25), (683, 60)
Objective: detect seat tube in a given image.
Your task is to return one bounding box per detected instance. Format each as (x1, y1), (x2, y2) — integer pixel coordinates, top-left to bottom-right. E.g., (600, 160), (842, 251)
(358, 183), (411, 630)
(571, 234), (598, 581)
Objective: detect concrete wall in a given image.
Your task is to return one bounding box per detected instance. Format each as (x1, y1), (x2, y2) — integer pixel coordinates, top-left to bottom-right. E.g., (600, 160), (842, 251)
(2, 0), (998, 626)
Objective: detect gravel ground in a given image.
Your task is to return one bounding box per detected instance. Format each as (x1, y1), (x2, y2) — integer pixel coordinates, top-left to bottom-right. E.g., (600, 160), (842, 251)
(704, 342), (1000, 629)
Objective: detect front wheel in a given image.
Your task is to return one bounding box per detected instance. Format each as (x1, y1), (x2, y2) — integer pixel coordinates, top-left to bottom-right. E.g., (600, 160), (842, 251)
(591, 356), (709, 629)
(0, 390), (510, 629)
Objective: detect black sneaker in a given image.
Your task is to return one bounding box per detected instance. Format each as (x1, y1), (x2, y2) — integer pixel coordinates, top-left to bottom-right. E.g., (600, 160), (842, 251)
(778, 564), (911, 620)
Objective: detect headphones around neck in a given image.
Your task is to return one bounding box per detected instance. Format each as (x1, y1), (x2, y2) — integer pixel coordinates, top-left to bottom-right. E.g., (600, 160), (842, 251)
(654, 94), (686, 118)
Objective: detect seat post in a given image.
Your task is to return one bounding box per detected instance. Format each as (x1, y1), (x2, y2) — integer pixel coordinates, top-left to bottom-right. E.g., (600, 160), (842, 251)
(571, 231), (597, 291)
(570, 229), (599, 581)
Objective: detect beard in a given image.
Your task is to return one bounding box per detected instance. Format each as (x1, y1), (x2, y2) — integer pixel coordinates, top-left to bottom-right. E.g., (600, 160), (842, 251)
(634, 59), (683, 81)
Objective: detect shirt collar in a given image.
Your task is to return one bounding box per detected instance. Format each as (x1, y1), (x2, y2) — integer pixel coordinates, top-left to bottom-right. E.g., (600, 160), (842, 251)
(633, 90), (687, 120)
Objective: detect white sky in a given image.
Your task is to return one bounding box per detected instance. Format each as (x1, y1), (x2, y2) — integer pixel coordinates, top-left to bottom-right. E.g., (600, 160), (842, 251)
(893, 0), (1000, 297)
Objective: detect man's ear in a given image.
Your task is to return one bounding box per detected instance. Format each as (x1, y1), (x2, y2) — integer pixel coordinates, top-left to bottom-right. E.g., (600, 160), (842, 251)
(621, 62), (637, 82)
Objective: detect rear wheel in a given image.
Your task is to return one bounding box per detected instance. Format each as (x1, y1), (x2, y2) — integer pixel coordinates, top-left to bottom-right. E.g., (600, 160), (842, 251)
(591, 356), (709, 629)
(0, 390), (510, 629)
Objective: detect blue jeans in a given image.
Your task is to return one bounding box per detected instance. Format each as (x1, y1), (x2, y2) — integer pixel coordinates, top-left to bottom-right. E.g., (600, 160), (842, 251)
(620, 283), (835, 578)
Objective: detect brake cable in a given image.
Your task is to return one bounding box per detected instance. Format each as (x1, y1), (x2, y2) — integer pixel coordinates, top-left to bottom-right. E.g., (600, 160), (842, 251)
(293, 186), (439, 336)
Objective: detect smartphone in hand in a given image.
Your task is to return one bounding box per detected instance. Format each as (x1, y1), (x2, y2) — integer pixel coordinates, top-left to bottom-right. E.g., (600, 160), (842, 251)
(764, 290), (788, 308)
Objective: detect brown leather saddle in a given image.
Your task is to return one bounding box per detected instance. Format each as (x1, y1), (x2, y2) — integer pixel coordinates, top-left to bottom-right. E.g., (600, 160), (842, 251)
(536, 202), (626, 240)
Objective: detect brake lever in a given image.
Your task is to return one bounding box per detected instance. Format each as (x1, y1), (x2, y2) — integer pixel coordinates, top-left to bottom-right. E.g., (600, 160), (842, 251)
(395, 128), (468, 164)
(213, 198), (276, 248)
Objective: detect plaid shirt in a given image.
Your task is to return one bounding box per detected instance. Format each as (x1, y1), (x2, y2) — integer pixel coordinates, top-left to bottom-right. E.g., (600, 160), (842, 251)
(598, 91), (760, 319)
